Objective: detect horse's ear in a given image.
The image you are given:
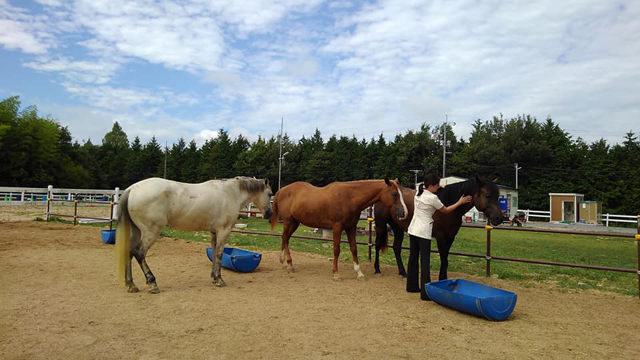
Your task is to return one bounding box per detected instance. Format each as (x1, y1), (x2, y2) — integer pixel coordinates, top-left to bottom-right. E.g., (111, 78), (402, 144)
(492, 176), (500, 184)
(475, 175), (484, 186)
(384, 176), (391, 185)
(264, 178), (269, 186)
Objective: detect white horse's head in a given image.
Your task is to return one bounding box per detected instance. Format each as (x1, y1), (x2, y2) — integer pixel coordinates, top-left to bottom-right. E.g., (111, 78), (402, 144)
(239, 177), (273, 219)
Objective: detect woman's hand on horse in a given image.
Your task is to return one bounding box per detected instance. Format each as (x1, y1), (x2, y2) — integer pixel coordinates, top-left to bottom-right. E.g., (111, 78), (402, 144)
(459, 195), (472, 204)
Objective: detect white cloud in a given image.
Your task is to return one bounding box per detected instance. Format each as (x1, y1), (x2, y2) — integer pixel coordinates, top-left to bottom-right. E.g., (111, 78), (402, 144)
(194, 129), (219, 146)
(3, 0), (639, 146)
(0, 0), (54, 54)
(23, 57), (119, 83)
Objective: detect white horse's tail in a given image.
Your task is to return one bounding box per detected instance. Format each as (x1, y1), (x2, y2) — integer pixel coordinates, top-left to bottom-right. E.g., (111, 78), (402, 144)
(115, 189), (132, 283)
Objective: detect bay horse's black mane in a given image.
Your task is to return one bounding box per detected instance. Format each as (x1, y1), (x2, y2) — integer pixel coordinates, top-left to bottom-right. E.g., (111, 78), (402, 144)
(435, 178), (478, 207)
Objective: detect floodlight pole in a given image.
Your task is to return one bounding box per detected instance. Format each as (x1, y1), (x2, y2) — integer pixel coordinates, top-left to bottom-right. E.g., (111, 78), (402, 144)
(410, 170), (421, 189)
(164, 141), (167, 179)
(515, 162), (522, 189)
(278, 117), (284, 191)
(442, 115), (447, 178)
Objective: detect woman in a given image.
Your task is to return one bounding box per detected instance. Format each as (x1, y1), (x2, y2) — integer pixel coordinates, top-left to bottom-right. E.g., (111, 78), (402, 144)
(406, 174), (471, 301)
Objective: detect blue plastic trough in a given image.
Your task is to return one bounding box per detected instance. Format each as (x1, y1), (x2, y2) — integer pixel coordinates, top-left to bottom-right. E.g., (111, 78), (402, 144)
(100, 229), (116, 244)
(425, 279), (517, 321)
(206, 247), (262, 272)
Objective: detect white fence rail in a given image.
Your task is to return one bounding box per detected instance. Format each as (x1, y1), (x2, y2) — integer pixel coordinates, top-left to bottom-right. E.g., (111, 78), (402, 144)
(600, 213), (638, 226)
(1, 186), (118, 204)
(520, 209), (551, 221)
(519, 208), (638, 227)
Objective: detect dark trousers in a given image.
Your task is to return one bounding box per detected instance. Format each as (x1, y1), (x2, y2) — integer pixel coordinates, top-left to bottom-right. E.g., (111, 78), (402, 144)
(406, 234), (432, 300)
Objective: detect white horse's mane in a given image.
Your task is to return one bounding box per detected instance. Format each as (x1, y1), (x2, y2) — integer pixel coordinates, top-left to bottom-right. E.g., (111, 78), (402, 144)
(230, 176), (267, 193)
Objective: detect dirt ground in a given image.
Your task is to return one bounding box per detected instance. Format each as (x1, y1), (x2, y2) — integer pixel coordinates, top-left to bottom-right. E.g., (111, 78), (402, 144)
(1, 206), (640, 359)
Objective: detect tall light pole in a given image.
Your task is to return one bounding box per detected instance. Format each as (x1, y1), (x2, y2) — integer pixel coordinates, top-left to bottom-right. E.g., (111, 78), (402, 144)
(278, 117), (284, 191)
(441, 115), (455, 178)
(410, 169), (421, 189)
(442, 115), (447, 178)
(514, 162), (522, 189)
(164, 140), (167, 179)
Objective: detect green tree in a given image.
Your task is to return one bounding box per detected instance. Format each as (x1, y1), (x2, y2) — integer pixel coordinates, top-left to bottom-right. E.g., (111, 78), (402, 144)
(100, 122), (130, 188)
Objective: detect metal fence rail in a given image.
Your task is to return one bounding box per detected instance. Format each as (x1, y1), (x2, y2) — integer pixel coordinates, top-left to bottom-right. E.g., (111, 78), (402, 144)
(39, 198), (640, 299)
(235, 211), (640, 299)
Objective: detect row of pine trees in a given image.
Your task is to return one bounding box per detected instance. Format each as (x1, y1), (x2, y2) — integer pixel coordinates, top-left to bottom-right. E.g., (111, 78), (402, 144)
(1, 96), (638, 215)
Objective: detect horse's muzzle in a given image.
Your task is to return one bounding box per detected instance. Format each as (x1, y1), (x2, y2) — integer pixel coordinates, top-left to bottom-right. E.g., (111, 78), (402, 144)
(395, 208), (406, 221)
(491, 215), (504, 226)
(263, 208), (273, 220)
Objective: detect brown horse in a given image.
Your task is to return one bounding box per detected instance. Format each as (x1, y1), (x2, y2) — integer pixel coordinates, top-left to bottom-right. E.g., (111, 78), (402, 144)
(270, 178), (408, 280)
(373, 176), (503, 280)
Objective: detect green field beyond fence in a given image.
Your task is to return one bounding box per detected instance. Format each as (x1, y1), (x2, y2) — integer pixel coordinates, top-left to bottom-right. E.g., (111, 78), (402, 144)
(156, 217), (638, 297)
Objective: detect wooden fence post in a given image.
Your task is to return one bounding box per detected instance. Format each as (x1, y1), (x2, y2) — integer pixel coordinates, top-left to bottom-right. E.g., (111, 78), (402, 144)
(636, 215), (639, 299)
(486, 225), (493, 277)
(367, 206), (373, 262)
(46, 185), (52, 221)
(73, 194), (78, 226)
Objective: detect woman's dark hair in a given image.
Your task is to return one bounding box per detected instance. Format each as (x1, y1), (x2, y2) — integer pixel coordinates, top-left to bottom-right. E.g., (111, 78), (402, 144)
(417, 173), (441, 196)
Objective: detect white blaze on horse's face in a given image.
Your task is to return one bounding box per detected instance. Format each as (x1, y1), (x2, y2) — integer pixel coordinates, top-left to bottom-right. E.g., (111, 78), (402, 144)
(381, 178), (408, 220)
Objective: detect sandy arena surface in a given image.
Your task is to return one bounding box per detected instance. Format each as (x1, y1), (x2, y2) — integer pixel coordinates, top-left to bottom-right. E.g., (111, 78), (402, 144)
(1, 206), (640, 359)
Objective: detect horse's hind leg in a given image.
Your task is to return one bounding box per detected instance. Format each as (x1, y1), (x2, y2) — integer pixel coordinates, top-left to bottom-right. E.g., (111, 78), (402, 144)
(134, 226), (162, 293)
(125, 253), (139, 293)
(125, 225), (141, 293)
(132, 247), (159, 294)
(390, 222), (406, 277)
(346, 227), (364, 279)
(373, 222), (387, 275)
(280, 220), (299, 272)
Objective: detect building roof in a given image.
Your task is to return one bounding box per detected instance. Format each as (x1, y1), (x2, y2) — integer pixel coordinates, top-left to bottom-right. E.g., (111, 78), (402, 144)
(549, 193), (585, 197)
(441, 176), (517, 191)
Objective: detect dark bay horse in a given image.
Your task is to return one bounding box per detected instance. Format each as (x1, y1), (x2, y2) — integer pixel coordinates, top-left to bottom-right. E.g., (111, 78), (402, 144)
(373, 176), (503, 280)
(115, 177), (273, 293)
(270, 178), (407, 280)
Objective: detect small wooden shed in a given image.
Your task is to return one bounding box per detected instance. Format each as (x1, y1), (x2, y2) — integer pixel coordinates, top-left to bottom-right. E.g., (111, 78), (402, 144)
(549, 193), (584, 223)
(579, 201), (602, 224)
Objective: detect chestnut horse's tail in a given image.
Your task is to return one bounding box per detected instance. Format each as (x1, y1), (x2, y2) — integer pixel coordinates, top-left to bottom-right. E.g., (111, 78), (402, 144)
(269, 191), (280, 231)
(115, 189), (132, 283)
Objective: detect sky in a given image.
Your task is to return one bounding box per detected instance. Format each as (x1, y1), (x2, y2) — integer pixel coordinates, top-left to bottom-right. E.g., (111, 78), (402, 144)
(1, 0), (639, 147)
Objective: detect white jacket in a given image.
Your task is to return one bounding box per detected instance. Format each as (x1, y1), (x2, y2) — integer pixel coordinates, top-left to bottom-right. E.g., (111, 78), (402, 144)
(407, 190), (444, 239)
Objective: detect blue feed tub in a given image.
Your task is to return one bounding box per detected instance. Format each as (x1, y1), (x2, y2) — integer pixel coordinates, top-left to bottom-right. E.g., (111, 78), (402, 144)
(206, 247), (262, 272)
(100, 229), (116, 244)
(425, 279), (517, 321)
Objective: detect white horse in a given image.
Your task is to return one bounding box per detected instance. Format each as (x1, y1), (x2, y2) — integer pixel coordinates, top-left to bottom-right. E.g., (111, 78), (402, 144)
(115, 177), (273, 293)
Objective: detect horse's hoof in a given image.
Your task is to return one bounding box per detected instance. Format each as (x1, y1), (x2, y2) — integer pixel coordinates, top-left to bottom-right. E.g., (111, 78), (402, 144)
(333, 277), (342, 282)
(149, 287), (160, 294)
(374, 272), (383, 277)
(214, 279), (226, 287)
(127, 285), (139, 293)
(357, 275), (365, 281)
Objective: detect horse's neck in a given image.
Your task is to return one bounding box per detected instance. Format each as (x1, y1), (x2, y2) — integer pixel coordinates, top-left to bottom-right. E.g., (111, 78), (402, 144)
(218, 180), (252, 210)
(346, 181), (386, 210)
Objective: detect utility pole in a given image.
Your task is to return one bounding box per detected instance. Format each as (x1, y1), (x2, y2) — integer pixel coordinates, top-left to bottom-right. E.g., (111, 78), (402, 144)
(278, 117), (284, 191)
(410, 170), (421, 189)
(442, 115), (447, 178)
(514, 162), (522, 189)
(164, 141), (167, 179)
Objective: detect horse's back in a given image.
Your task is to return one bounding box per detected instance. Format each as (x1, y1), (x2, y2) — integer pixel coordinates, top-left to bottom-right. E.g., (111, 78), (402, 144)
(126, 178), (229, 231)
